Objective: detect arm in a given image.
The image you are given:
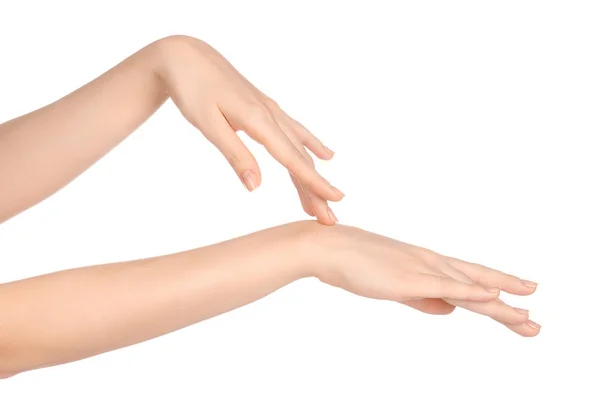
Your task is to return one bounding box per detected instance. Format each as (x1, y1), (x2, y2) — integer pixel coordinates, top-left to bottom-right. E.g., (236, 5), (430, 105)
(0, 35), (342, 225)
(0, 221), (538, 377)
(0, 41), (167, 222)
(0, 222), (309, 376)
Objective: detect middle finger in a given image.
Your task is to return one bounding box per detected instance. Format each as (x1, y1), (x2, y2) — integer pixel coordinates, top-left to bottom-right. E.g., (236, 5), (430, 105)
(274, 116), (337, 225)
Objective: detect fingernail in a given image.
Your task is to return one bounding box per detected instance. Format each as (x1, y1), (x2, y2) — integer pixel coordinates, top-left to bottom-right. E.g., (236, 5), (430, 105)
(526, 320), (541, 330)
(486, 287), (500, 293)
(323, 146), (335, 156)
(333, 187), (345, 198)
(327, 207), (339, 223)
(240, 170), (257, 192)
(521, 280), (538, 289)
(514, 308), (529, 315)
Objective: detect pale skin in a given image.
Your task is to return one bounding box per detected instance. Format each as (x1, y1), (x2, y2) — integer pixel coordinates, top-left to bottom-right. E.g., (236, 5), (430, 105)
(0, 35), (540, 378)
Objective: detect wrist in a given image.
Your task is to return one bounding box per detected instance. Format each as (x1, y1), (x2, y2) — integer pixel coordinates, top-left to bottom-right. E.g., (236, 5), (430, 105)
(283, 220), (337, 280)
(146, 37), (178, 94)
(149, 35), (208, 91)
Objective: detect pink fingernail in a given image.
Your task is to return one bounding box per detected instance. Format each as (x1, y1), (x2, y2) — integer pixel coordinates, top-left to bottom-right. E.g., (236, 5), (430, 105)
(333, 187), (345, 198)
(486, 287), (500, 293)
(521, 280), (538, 289)
(514, 308), (529, 315)
(323, 146), (335, 156)
(327, 207), (339, 223)
(526, 320), (541, 330)
(240, 170), (257, 192)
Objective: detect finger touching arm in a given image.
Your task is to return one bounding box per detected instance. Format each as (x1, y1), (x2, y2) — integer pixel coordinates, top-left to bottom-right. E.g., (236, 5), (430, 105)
(0, 220), (538, 377)
(0, 35), (343, 225)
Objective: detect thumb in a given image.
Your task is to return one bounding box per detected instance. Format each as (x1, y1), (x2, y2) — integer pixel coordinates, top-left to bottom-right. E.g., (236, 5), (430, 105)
(202, 111), (262, 191)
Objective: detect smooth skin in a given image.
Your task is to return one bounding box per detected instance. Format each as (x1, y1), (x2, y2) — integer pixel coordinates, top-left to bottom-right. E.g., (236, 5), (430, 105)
(0, 35), (341, 226)
(0, 221), (539, 378)
(0, 35), (540, 378)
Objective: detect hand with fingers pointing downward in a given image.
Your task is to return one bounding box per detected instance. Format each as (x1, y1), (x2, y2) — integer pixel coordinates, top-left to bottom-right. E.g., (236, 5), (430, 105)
(154, 35), (343, 225)
(0, 35), (541, 378)
(152, 36), (540, 336)
(0, 35), (541, 334)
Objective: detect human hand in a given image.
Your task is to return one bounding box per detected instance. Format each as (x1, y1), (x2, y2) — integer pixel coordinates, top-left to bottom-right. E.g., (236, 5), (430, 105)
(153, 36), (343, 225)
(296, 222), (540, 337)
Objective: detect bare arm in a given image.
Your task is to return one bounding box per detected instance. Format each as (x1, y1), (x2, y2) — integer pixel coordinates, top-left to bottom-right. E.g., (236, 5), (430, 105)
(0, 35), (343, 225)
(0, 222), (310, 377)
(0, 42), (167, 222)
(0, 221), (538, 377)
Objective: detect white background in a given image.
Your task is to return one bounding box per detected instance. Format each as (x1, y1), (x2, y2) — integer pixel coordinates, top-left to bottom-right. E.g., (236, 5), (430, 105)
(1, 1), (598, 395)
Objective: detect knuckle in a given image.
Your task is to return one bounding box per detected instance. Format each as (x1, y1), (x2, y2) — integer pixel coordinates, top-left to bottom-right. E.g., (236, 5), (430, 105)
(262, 96), (280, 110)
(225, 153), (242, 168)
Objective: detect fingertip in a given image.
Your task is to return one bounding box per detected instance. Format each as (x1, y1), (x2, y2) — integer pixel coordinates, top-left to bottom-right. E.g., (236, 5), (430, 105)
(316, 146), (335, 160)
(506, 279), (537, 296)
(315, 152), (334, 161)
(441, 305), (457, 315)
(240, 169), (258, 192)
(513, 286), (537, 296)
(254, 168), (262, 187)
(521, 279), (538, 290)
(504, 319), (542, 337)
(327, 186), (345, 202)
(312, 201), (336, 225)
(317, 216), (336, 226)
(526, 319), (542, 334)
(327, 207), (339, 224)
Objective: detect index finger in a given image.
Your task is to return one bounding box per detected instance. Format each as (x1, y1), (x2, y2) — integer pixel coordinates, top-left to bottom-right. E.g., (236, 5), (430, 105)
(404, 274), (500, 301)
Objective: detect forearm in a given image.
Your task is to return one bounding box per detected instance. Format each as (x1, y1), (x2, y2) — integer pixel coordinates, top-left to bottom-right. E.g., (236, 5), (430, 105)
(0, 39), (169, 223)
(0, 222), (313, 375)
